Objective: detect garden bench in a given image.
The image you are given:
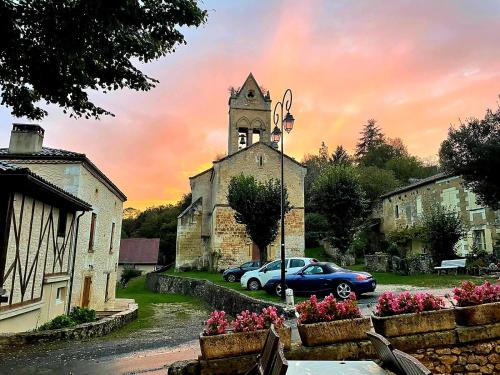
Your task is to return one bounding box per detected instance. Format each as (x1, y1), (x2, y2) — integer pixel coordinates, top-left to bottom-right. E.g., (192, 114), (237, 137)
(434, 259), (466, 275)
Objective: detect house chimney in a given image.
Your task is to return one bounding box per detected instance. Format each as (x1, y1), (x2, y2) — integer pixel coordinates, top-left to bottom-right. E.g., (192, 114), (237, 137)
(8, 124), (45, 154)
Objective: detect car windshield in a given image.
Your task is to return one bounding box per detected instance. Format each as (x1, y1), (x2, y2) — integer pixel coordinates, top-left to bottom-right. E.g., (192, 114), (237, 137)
(241, 261), (253, 268)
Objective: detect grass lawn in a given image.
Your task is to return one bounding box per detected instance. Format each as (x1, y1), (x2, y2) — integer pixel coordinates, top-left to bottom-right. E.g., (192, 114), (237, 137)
(349, 264), (491, 288)
(114, 276), (206, 333)
(163, 268), (284, 303)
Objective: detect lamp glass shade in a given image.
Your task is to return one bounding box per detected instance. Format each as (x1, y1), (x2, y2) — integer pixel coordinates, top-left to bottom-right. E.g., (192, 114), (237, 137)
(284, 112), (295, 133)
(271, 126), (281, 143)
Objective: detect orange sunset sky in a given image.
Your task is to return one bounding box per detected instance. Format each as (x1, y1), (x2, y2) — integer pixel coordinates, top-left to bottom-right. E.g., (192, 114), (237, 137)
(1, 0), (500, 210)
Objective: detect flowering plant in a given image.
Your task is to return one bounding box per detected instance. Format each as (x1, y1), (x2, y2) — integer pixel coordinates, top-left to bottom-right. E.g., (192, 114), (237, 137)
(202, 306), (286, 335)
(260, 306), (285, 329)
(296, 293), (361, 324)
(203, 310), (229, 336)
(375, 291), (445, 317)
(232, 310), (264, 332)
(452, 281), (500, 307)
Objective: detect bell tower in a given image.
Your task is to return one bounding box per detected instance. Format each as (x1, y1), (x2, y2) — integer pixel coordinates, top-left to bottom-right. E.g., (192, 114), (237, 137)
(228, 73), (272, 155)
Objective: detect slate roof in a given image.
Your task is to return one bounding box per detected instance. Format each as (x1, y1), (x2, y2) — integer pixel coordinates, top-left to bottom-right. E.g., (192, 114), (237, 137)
(0, 161), (92, 211)
(0, 147), (127, 201)
(380, 172), (453, 199)
(119, 238), (160, 265)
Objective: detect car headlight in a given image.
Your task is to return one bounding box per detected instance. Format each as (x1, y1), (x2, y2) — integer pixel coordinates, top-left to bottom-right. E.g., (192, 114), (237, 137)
(355, 274), (368, 280)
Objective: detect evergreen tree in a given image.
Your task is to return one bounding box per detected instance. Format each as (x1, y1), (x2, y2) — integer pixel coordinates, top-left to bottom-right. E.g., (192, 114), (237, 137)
(331, 145), (352, 166)
(355, 119), (385, 159)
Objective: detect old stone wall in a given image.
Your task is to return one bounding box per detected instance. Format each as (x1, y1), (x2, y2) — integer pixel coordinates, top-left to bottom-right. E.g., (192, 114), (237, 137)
(0, 300), (137, 351)
(365, 253), (390, 272)
(176, 199), (204, 269)
(146, 273), (290, 317)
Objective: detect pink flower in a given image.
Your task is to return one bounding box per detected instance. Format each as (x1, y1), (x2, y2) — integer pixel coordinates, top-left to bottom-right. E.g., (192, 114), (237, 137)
(374, 292), (445, 317)
(203, 310), (229, 336)
(295, 294), (361, 324)
(452, 281), (500, 307)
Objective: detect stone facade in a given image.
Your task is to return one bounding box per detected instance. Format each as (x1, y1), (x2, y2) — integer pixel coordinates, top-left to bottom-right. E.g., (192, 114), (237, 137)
(0, 126), (126, 313)
(380, 173), (500, 257)
(176, 74), (306, 270)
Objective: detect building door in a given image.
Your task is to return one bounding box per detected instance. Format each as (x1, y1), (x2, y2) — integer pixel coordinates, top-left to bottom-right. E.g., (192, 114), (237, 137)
(252, 243), (260, 261)
(82, 276), (92, 307)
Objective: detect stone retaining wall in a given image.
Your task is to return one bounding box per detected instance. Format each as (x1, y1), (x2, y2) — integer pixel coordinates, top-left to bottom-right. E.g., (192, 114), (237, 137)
(0, 301), (138, 351)
(146, 273), (290, 317)
(168, 322), (500, 375)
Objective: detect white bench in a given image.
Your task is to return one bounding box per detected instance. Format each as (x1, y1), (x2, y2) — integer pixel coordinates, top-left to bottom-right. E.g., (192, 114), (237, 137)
(434, 259), (466, 275)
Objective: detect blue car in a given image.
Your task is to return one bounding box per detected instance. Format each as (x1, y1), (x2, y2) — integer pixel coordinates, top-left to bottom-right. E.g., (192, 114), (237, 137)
(263, 262), (376, 299)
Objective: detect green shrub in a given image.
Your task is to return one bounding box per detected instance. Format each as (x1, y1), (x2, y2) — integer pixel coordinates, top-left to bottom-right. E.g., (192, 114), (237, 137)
(120, 268), (142, 285)
(39, 314), (76, 330)
(70, 307), (96, 324)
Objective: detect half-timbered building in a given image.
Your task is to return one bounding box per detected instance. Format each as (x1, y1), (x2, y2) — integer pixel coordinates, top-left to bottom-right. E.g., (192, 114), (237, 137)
(0, 161), (91, 333)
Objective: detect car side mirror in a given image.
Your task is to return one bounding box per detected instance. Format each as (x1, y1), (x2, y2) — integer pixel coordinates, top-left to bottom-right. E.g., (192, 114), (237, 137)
(263, 268), (267, 273)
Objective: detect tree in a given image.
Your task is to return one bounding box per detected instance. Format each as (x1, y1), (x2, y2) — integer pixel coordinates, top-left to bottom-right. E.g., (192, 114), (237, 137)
(227, 175), (290, 265)
(421, 205), (464, 264)
(0, 0), (207, 120)
(355, 119), (384, 159)
(385, 155), (438, 184)
(302, 143), (332, 211)
(358, 142), (405, 169)
(440, 107), (500, 209)
(311, 165), (367, 254)
(357, 166), (399, 203)
(331, 145), (352, 166)
(304, 212), (329, 247)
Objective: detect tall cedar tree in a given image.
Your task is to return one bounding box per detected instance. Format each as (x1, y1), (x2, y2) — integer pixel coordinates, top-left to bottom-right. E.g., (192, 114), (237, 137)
(355, 119), (384, 159)
(0, 0), (207, 120)
(331, 145), (352, 166)
(440, 107), (500, 209)
(311, 165), (367, 254)
(227, 175), (290, 265)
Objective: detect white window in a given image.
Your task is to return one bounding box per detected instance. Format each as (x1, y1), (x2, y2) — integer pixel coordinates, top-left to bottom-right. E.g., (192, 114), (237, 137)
(473, 230), (486, 251)
(416, 196), (423, 217)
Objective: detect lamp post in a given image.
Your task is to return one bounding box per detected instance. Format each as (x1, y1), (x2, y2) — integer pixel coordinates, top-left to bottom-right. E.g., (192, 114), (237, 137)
(271, 89), (295, 300)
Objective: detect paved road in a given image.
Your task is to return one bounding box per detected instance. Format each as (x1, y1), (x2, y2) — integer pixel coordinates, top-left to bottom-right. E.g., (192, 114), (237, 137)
(0, 285), (450, 375)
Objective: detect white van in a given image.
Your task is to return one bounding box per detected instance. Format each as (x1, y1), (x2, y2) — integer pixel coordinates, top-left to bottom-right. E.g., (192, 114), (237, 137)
(240, 257), (317, 290)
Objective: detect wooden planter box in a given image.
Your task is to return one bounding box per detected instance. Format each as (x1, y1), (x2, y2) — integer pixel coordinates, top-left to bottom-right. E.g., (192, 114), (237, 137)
(297, 317), (371, 347)
(199, 326), (291, 360)
(454, 302), (500, 326)
(371, 309), (455, 337)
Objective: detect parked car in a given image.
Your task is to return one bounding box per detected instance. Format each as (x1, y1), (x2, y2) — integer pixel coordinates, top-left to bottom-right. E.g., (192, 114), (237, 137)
(222, 260), (261, 282)
(262, 262), (376, 299)
(240, 257), (318, 291)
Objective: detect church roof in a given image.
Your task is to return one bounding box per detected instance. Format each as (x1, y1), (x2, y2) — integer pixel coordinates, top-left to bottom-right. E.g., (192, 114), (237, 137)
(230, 73), (271, 104)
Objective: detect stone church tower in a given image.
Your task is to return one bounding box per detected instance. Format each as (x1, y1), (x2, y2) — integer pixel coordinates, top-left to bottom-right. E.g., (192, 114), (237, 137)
(176, 74), (306, 271)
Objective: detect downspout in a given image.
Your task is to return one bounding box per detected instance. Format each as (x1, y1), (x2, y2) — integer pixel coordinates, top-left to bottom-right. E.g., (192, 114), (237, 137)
(67, 211), (86, 314)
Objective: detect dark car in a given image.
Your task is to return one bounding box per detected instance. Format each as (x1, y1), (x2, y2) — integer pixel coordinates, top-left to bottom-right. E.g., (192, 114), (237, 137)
(223, 260), (261, 282)
(263, 262), (376, 299)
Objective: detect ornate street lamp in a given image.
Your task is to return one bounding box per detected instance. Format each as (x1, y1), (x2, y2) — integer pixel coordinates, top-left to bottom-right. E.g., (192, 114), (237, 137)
(272, 88), (294, 300)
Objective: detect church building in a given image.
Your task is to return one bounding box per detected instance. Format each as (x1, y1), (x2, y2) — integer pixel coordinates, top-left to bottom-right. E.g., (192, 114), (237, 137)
(176, 74), (306, 271)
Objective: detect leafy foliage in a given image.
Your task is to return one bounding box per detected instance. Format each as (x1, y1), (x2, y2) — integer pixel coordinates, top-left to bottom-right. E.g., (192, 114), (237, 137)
(357, 166), (399, 203)
(304, 212), (329, 247)
(227, 175), (289, 264)
(0, 0), (207, 119)
(120, 268), (143, 286)
(311, 165), (367, 254)
(331, 145), (352, 166)
(121, 194), (190, 264)
(39, 314), (76, 330)
(440, 107), (500, 209)
(420, 205), (465, 264)
(69, 307), (96, 325)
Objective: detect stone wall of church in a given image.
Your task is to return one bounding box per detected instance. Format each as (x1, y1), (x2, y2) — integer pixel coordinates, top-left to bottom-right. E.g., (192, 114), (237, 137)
(175, 200), (204, 270)
(212, 206), (305, 270)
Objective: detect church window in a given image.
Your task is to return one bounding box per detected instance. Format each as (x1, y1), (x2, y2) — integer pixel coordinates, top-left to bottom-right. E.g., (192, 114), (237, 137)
(259, 155), (263, 167)
(247, 89), (255, 99)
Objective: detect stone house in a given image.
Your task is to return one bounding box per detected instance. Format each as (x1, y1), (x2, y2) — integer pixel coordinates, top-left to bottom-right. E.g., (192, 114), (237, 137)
(0, 124), (127, 312)
(118, 238), (160, 279)
(176, 74), (306, 270)
(380, 172), (500, 257)
(0, 161), (92, 333)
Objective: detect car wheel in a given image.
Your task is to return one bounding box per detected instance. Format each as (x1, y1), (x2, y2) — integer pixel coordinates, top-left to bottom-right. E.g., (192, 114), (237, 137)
(227, 274), (236, 283)
(247, 279), (261, 291)
(335, 282), (353, 300)
(275, 283), (283, 297)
